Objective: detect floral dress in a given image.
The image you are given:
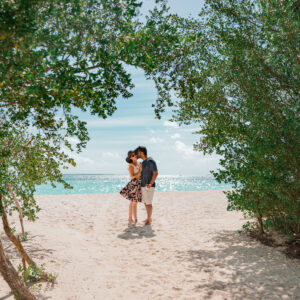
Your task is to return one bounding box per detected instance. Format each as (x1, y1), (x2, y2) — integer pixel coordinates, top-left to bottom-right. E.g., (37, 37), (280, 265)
(120, 163), (142, 202)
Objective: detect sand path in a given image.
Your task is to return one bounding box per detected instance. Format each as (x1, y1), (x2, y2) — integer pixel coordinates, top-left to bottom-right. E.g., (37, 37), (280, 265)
(0, 191), (299, 299)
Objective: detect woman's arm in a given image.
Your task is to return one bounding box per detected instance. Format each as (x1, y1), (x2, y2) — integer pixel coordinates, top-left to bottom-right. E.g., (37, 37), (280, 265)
(128, 165), (136, 180)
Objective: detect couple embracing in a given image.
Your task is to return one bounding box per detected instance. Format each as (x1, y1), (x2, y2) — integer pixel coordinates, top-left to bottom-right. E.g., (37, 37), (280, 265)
(120, 146), (158, 225)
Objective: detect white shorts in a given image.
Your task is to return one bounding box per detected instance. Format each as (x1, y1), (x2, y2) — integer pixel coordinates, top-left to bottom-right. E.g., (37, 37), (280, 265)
(141, 187), (155, 205)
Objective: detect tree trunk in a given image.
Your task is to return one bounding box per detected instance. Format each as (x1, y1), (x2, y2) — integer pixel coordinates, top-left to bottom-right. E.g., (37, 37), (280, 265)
(6, 187), (28, 273)
(7, 185), (25, 236)
(257, 211), (265, 234)
(256, 198), (265, 234)
(0, 237), (36, 300)
(0, 197), (49, 281)
(1, 201), (36, 268)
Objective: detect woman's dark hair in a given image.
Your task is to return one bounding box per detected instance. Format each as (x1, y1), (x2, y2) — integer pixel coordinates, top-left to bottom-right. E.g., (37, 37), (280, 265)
(135, 146), (147, 156)
(126, 150), (134, 164)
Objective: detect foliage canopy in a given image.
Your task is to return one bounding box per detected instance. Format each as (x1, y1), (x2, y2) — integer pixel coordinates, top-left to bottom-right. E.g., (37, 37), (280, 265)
(148, 0), (300, 234)
(0, 1), (182, 297)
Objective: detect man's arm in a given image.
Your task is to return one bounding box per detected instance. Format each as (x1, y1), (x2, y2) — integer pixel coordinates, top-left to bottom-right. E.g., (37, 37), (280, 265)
(147, 171), (158, 188)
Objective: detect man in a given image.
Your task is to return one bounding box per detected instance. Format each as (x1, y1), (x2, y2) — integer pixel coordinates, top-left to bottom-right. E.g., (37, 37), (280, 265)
(135, 146), (158, 225)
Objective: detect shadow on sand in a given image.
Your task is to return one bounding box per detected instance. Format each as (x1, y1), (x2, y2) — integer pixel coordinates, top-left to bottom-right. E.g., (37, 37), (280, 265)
(117, 224), (156, 240)
(0, 289), (52, 300)
(2, 234), (55, 261)
(178, 230), (300, 300)
(0, 294), (12, 300)
(1, 234), (55, 300)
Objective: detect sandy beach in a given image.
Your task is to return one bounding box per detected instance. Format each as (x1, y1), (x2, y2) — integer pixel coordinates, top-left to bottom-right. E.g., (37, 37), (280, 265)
(0, 190), (299, 300)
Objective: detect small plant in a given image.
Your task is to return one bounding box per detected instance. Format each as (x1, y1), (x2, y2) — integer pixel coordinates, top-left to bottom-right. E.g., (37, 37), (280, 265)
(9, 222), (16, 233)
(11, 289), (21, 300)
(46, 272), (58, 285)
(18, 264), (58, 285)
(242, 221), (258, 233)
(18, 264), (45, 283)
(20, 232), (28, 242)
(30, 283), (42, 292)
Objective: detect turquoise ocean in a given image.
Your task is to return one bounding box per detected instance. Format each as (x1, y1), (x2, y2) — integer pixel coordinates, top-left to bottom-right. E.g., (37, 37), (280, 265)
(35, 174), (232, 195)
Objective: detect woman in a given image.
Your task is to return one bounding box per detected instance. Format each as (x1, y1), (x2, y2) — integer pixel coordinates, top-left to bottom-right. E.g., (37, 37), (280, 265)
(120, 150), (142, 224)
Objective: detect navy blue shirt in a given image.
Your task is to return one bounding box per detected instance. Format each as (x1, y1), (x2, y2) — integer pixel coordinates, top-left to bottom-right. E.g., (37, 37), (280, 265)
(141, 157), (158, 187)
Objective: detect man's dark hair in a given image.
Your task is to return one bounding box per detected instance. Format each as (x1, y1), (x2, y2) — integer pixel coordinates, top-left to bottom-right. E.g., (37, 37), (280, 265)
(135, 146), (147, 156)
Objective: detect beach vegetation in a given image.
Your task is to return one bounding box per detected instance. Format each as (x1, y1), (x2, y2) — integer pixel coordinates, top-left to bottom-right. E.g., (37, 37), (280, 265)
(0, 122), (75, 279)
(148, 0), (300, 238)
(17, 263), (57, 285)
(0, 0), (182, 297)
(20, 232), (29, 242)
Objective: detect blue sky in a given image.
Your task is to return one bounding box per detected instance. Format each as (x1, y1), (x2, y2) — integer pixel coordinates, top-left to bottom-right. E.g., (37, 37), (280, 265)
(66, 0), (220, 176)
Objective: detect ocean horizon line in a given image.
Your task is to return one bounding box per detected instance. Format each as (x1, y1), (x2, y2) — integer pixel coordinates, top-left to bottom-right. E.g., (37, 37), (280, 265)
(35, 175), (229, 195)
(61, 173), (214, 177)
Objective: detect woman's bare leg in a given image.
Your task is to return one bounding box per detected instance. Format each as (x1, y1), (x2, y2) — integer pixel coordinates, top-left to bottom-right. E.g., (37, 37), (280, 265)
(132, 202), (137, 223)
(128, 202), (133, 222)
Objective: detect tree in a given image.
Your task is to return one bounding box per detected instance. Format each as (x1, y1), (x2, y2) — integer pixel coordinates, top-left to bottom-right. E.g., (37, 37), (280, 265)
(0, 0), (184, 296)
(0, 0), (138, 294)
(0, 0), (143, 146)
(0, 121), (75, 298)
(0, 226), (36, 300)
(146, 0), (300, 235)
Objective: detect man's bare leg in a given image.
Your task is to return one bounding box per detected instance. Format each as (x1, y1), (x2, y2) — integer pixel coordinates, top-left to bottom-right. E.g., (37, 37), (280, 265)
(143, 203), (148, 223)
(144, 204), (152, 224)
(144, 204), (148, 223)
(148, 204), (152, 224)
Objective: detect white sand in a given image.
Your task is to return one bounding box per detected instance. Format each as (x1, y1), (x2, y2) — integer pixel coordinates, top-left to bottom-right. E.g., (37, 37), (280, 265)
(0, 190), (299, 300)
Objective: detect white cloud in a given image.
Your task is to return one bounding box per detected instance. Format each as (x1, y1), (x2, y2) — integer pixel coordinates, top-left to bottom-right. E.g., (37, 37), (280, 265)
(174, 141), (200, 158)
(149, 129), (155, 134)
(87, 116), (158, 128)
(171, 133), (181, 139)
(101, 151), (122, 159)
(62, 149), (125, 174)
(150, 137), (164, 144)
(174, 141), (220, 165)
(181, 128), (198, 133)
(163, 120), (178, 128)
(63, 147), (94, 164)
(75, 155), (94, 164)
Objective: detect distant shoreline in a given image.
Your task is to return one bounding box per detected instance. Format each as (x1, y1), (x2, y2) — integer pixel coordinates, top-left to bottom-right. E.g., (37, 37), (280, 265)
(35, 189), (233, 196)
(35, 175), (231, 195)
(62, 174), (215, 177)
